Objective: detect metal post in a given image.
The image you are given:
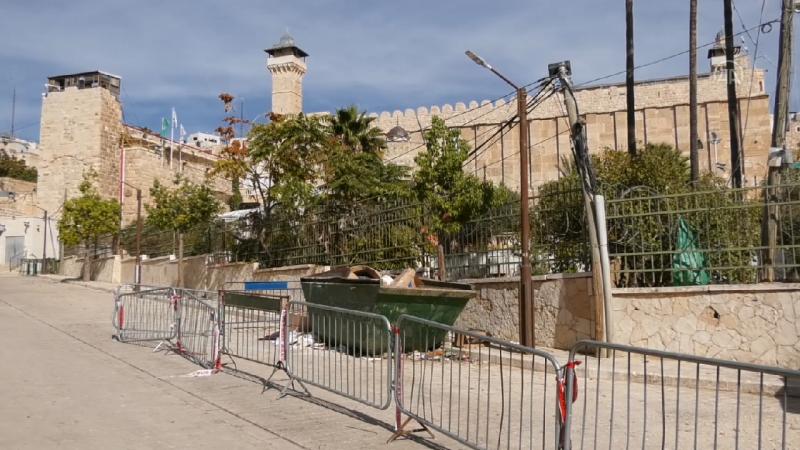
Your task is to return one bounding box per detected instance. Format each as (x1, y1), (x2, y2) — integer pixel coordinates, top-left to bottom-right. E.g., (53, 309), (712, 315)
(689, 0), (700, 184)
(42, 209), (47, 273)
(594, 195), (614, 344)
(464, 50), (534, 346)
(724, 0), (744, 188)
(437, 244), (446, 281)
(764, 0), (794, 281)
(517, 87), (534, 347)
(625, 0), (636, 156)
(135, 188), (142, 285)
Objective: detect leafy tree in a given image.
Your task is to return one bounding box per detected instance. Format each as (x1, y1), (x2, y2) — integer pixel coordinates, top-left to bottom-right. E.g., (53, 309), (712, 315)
(58, 173), (120, 281)
(535, 144), (763, 285)
(0, 150), (37, 182)
(412, 116), (508, 237)
(146, 176), (220, 287)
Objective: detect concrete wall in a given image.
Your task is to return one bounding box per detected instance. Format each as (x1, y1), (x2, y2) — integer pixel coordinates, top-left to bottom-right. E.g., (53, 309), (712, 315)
(0, 215), (59, 269)
(455, 273), (596, 348)
(115, 255), (325, 290)
(613, 284), (800, 368)
(60, 254), (119, 282)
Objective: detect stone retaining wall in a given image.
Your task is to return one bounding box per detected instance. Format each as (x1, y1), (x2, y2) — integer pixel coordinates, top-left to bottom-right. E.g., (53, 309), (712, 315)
(456, 273), (596, 348)
(613, 284), (800, 368)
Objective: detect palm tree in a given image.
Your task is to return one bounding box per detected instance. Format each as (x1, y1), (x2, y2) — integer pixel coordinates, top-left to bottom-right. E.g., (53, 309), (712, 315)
(328, 106), (386, 155)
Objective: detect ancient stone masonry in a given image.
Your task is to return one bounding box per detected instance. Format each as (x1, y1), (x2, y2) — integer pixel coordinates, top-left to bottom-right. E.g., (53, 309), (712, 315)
(374, 65), (772, 191)
(37, 72), (232, 225)
(119, 126), (233, 224)
(38, 79), (123, 215)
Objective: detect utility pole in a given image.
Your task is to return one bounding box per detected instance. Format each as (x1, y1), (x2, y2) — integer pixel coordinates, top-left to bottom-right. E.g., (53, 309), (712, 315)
(626, 0), (637, 155)
(689, 0), (700, 184)
(723, 0), (744, 188)
(551, 61), (611, 349)
(516, 85), (534, 347)
(764, 0), (795, 281)
(42, 209), (48, 273)
(10, 88), (16, 138)
(465, 50), (534, 347)
(135, 188), (143, 285)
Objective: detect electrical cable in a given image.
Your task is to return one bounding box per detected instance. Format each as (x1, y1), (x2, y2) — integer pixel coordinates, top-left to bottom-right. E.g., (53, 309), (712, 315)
(386, 77), (554, 164)
(735, 0), (769, 145)
(461, 79), (558, 169)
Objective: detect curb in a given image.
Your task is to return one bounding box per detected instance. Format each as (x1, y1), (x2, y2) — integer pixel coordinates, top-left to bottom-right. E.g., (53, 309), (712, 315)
(38, 274), (119, 294)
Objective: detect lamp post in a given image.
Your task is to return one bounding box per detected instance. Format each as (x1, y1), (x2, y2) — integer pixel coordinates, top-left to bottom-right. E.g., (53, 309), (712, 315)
(121, 181), (143, 285)
(465, 50), (534, 347)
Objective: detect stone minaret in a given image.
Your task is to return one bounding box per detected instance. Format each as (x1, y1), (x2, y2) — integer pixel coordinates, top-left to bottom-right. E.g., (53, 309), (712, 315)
(265, 33), (308, 115)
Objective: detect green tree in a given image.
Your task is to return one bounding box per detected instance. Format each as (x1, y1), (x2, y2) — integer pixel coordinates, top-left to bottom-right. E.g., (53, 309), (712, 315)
(412, 116), (507, 237)
(327, 105), (386, 155)
(535, 144), (763, 285)
(58, 174), (120, 281)
(0, 150), (37, 182)
(146, 176), (220, 287)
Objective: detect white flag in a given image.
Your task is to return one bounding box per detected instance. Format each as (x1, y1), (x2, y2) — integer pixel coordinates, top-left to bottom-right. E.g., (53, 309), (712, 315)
(180, 124), (186, 139)
(171, 107), (178, 129)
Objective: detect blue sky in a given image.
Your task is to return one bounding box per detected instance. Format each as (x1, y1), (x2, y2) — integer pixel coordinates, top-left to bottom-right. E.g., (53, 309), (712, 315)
(0, 0), (794, 142)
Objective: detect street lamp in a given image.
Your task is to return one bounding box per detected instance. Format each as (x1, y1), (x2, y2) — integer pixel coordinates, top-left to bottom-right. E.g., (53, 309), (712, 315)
(465, 50), (534, 347)
(121, 181), (143, 285)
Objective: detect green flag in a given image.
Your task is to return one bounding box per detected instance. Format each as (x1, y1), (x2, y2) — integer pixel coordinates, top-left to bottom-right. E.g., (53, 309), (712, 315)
(161, 117), (169, 137)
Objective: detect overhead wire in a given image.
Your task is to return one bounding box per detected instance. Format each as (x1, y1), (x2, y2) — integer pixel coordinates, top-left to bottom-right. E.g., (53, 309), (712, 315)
(734, 0), (769, 145)
(572, 17), (779, 89)
(461, 78), (558, 169)
(465, 16), (781, 181)
(385, 76), (554, 164)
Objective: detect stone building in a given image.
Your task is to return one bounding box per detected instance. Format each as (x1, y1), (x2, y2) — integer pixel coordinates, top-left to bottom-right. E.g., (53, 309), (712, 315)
(269, 33), (773, 191)
(36, 71), (231, 226)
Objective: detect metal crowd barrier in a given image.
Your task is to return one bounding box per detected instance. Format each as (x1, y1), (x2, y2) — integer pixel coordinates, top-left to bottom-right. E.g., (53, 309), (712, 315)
(112, 286), (800, 450)
(218, 290), (288, 374)
(113, 286), (220, 368)
(283, 301), (394, 410)
(223, 280), (304, 303)
(174, 290), (219, 368)
(563, 340), (800, 450)
(391, 314), (564, 450)
(113, 287), (176, 343)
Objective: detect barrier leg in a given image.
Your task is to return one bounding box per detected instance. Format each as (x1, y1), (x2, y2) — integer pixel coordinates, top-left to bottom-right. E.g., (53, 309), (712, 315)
(387, 327), (434, 443)
(274, 302), (309, 397)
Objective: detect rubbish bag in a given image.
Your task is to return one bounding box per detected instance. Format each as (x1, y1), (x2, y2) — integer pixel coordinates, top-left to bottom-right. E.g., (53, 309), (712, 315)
(672, 216), (710, 285)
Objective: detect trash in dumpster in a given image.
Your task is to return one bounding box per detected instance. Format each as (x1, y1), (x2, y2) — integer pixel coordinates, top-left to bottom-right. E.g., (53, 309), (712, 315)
(300, 265), (476, 353)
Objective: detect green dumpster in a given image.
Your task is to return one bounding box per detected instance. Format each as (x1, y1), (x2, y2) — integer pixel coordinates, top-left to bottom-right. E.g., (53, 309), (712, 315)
(300, 268), (475, 353)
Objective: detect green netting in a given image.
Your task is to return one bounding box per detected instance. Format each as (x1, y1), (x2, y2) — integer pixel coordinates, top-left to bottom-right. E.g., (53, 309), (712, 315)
(672, 216), (710, 286)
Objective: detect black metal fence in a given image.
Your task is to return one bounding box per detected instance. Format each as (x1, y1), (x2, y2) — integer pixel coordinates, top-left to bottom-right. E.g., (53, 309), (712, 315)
(66, 180), (800, 287)
(606, 182), (800, 287)
(70, 185), (589, 281)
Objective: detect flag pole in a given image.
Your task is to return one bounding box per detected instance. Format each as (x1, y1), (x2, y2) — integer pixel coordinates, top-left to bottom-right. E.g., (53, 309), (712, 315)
(170, 126), (174, 170)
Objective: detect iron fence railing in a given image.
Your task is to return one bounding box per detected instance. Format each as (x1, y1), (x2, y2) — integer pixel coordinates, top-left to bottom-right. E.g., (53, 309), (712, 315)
(75, 186), (586, 281)
(69, 181), (800, 287)
(606, 182), (800, 287)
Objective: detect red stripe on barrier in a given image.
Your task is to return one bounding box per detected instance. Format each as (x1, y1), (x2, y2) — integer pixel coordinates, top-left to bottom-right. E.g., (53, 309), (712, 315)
(558, 360), (582, 423)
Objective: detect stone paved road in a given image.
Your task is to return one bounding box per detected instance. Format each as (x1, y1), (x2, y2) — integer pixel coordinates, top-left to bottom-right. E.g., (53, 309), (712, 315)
(0, 274), (459, 450)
